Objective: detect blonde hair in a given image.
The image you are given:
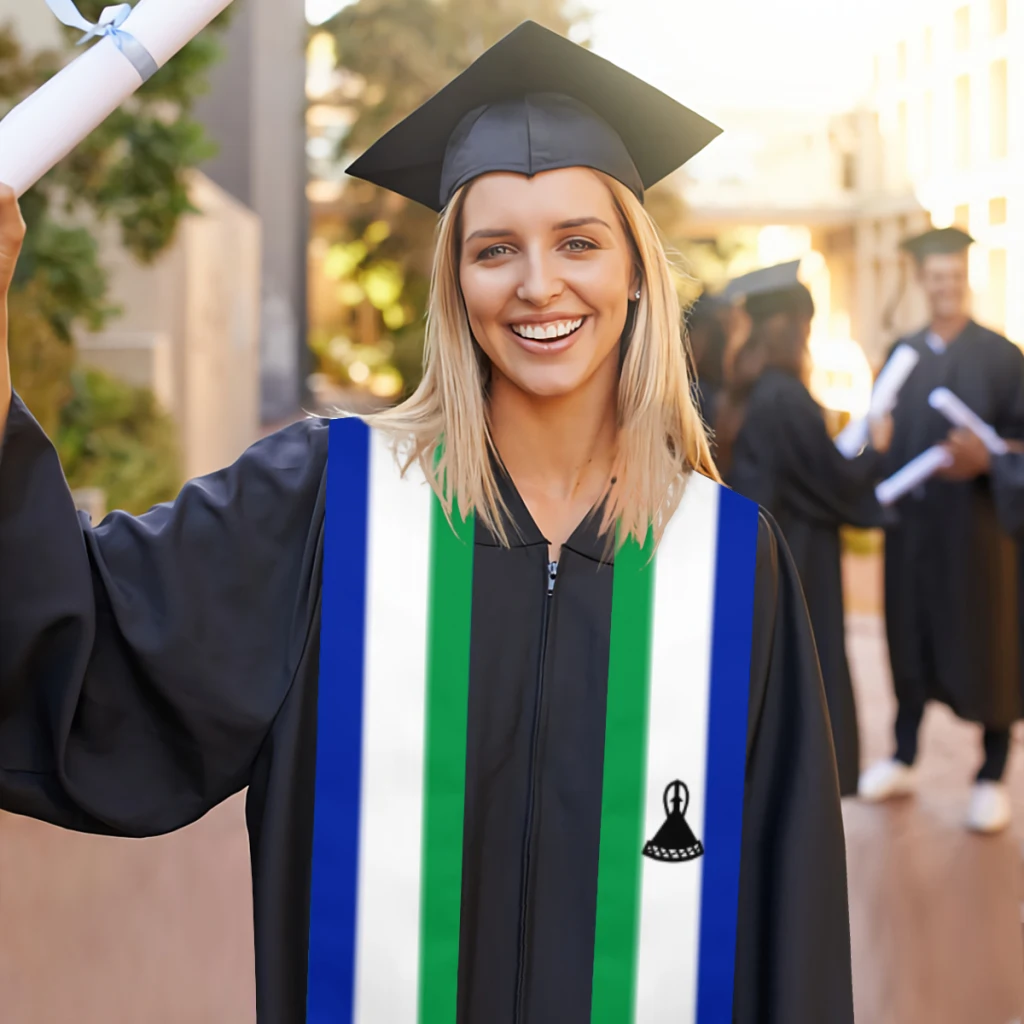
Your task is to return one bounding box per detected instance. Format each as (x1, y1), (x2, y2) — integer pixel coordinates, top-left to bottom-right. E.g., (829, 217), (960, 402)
(367, 172), (719, 549)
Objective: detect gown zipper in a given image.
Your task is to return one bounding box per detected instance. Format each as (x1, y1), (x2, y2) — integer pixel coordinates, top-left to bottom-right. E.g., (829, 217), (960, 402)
(512, 559), (558, 1023)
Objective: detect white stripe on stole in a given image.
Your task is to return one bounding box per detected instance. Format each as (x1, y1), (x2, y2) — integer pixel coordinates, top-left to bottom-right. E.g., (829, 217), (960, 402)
(353, 432), (433, 1022)
(634, 474), (720, 1023)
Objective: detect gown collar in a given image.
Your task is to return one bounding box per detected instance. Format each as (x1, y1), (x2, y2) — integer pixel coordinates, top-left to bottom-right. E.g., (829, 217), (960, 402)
(475, 457), (615, 565)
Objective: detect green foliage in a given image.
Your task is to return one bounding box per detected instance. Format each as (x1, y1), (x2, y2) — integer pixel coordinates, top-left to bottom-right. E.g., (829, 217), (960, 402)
(310, 0), (593, 396)
(57, 368), (182, 515)
(1, 6), (230, 509)
(12, 219), (116, 340)
(5, 283), (74, 437)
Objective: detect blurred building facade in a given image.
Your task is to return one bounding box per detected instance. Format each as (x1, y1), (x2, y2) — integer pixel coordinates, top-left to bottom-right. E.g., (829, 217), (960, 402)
(870, 0), (1019, 341)
(682, 0), (1018, 371)
(195, 0), (311, 424)
(81, 174), (262, 480)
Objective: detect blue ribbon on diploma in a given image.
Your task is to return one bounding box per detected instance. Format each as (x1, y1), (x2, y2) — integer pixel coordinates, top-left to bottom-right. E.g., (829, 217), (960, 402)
(44, 0), (159, 82)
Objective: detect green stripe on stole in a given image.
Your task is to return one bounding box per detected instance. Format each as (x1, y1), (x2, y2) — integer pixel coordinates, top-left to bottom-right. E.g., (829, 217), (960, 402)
(419, 496), (475, 1022)
(591, 532), (656, 1021)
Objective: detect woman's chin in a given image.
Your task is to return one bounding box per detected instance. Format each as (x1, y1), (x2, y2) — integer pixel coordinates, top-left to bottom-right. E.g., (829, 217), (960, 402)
(504, 367), (589, 400)
(487, 344), (620, 403)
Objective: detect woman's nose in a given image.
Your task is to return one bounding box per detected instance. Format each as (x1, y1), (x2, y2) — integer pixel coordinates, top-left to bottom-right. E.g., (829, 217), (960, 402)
(516, 248), (564, 306)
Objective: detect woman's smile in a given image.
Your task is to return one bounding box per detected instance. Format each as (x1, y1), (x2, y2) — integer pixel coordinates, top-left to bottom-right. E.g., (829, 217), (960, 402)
(506, 314), (589, 353)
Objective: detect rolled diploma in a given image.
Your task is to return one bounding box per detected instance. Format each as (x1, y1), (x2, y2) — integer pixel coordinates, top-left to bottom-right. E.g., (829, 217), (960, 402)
(834, 418), (869, 459)
(875, 445), (953, 506)
(835, 345), (920, 459)
(928, 387), (1009, 455)
(0, 0), (234, 197)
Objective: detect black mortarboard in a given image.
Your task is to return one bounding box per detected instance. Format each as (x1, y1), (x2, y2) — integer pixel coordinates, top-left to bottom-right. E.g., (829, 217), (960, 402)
(345, 21), (722, 212)
(722, 260), (815, 321)
(899, 226), (974, 262)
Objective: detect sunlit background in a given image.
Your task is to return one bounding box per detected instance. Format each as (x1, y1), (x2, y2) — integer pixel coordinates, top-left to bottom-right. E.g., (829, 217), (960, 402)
(1, 0), (1019, 504)
(304, 0), (1017, 424)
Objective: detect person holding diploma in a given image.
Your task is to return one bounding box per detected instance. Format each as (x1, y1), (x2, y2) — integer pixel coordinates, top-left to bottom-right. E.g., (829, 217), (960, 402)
(726, 263), (892, 796)
(0, 24), (853, 1024)
(859, 227), (1024, 834)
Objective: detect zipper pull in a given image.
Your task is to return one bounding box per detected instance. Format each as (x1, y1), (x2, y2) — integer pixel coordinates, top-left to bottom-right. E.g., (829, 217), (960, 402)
(547, 561), (558, 596)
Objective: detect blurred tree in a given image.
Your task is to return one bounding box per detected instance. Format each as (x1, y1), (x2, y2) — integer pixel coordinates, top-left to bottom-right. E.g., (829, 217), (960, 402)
(312, 0), (595, 397)
(0, 4), (232, 509)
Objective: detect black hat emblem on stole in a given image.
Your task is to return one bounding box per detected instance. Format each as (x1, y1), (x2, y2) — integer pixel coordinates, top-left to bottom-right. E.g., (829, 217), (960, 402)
(642, 781), (704, 863)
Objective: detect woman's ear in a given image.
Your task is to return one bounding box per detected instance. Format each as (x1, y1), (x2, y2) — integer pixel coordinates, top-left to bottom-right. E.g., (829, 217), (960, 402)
(629, 266), (643, 300)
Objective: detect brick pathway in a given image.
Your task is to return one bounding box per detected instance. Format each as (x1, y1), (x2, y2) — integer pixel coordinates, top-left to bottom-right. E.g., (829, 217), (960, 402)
(843, 553), (1024, 1024)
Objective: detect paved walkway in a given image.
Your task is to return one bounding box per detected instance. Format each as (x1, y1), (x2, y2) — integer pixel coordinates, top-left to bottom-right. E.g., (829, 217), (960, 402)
(845, 614), (1024, 1024)
(843, 551), (1024, 1024)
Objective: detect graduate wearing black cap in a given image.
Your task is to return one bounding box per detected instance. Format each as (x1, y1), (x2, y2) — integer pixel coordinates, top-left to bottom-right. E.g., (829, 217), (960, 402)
(859, 227), (1024, 833)
(723, 262), (891, 796)
(0, 22), (853, 1022)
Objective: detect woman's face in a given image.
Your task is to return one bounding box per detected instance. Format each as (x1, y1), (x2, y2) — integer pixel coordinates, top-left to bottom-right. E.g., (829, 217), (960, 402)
(459, 168), (638, 400)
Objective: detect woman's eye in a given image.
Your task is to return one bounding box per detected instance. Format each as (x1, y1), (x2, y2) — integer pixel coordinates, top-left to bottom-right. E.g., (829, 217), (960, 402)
(478, 243), (515, 260)
(563, 237), (597, 252)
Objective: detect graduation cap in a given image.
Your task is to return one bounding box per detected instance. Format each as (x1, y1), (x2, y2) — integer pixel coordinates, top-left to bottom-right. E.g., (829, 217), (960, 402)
(642, 780), (704, 863)
(722, 260), (814, 322)
(345, 21), (723, 212)
(900, 226), (974, 263)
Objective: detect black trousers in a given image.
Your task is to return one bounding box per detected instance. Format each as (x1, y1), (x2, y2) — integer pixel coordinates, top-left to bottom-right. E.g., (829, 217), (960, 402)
(895, 702), (1011, 781)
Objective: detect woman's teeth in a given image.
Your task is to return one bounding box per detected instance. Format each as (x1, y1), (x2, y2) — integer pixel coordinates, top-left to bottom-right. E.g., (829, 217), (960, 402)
(509, 317), (584, 341)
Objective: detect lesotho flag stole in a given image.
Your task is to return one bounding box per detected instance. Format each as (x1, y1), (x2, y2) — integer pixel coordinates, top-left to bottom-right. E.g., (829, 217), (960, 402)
(309, 417), (758, 1024)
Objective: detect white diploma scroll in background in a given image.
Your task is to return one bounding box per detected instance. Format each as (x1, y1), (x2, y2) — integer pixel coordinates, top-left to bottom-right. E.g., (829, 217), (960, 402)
(835, 344), (921, 459)
(928, 387), (1010, 455)
(0, 0), (234, 197)
(875, 445), (954, 507)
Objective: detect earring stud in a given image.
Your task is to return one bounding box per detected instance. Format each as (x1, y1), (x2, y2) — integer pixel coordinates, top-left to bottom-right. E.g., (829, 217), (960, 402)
(634, 289), (641, 300)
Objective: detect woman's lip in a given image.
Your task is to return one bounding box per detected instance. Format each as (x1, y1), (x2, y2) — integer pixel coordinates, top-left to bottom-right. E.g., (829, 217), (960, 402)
(504, 317), (587, 355)
(507, 313), (589, 326)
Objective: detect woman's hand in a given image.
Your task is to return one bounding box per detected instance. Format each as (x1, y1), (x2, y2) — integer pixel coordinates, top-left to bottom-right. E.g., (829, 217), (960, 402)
(868, 413), (893, 454)
(0, 182), (26, 433)
(938, 427), (991, 480)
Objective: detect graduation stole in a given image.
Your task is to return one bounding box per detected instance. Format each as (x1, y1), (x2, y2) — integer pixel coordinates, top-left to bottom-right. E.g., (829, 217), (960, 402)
(307, 418), (758, 1024)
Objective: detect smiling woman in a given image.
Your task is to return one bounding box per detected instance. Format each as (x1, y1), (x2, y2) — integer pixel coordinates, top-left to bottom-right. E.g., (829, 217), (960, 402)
(371, 163), (714, 554)
(1, 20), (852, 1024)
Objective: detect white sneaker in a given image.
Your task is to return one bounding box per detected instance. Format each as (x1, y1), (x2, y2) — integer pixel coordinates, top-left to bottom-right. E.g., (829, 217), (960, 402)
(965, 781), (1012, 834)
(857, 758), (917, 802)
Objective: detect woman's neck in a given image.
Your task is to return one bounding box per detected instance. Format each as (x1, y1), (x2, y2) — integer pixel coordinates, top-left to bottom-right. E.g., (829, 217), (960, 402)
(488, 364), (618, 557)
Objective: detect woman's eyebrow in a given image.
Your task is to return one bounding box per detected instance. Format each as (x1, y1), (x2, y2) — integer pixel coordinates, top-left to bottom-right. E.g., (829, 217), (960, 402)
(465, 227), (514, 242)
(554, 217), (612, 230)
(465, 216), (613, 243)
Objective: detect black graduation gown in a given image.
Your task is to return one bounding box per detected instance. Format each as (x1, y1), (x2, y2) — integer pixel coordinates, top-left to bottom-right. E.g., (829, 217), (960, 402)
(0, 391), (854, 1024)
(991, 452), (1024, 537)
(882, 321), (1024, 728)
(727, 368), (884, 796)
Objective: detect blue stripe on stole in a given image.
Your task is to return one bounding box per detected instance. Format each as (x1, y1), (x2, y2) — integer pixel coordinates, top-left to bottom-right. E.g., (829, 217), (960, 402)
(306, 418), (371, 1024)
(695, 488), (758, 1023)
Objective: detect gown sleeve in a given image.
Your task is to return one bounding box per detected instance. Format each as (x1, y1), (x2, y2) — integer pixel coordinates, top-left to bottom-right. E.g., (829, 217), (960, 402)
(734, 510), (854, 1024)
(765, 378), (883, 529)
(0, 391), (329, 838)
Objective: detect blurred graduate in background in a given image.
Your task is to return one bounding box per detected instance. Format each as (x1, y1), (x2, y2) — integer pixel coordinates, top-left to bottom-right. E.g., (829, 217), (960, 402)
(723, 262), (891, 796)
(686, 291), (728, 433)
(859, 228), (1024, 834)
